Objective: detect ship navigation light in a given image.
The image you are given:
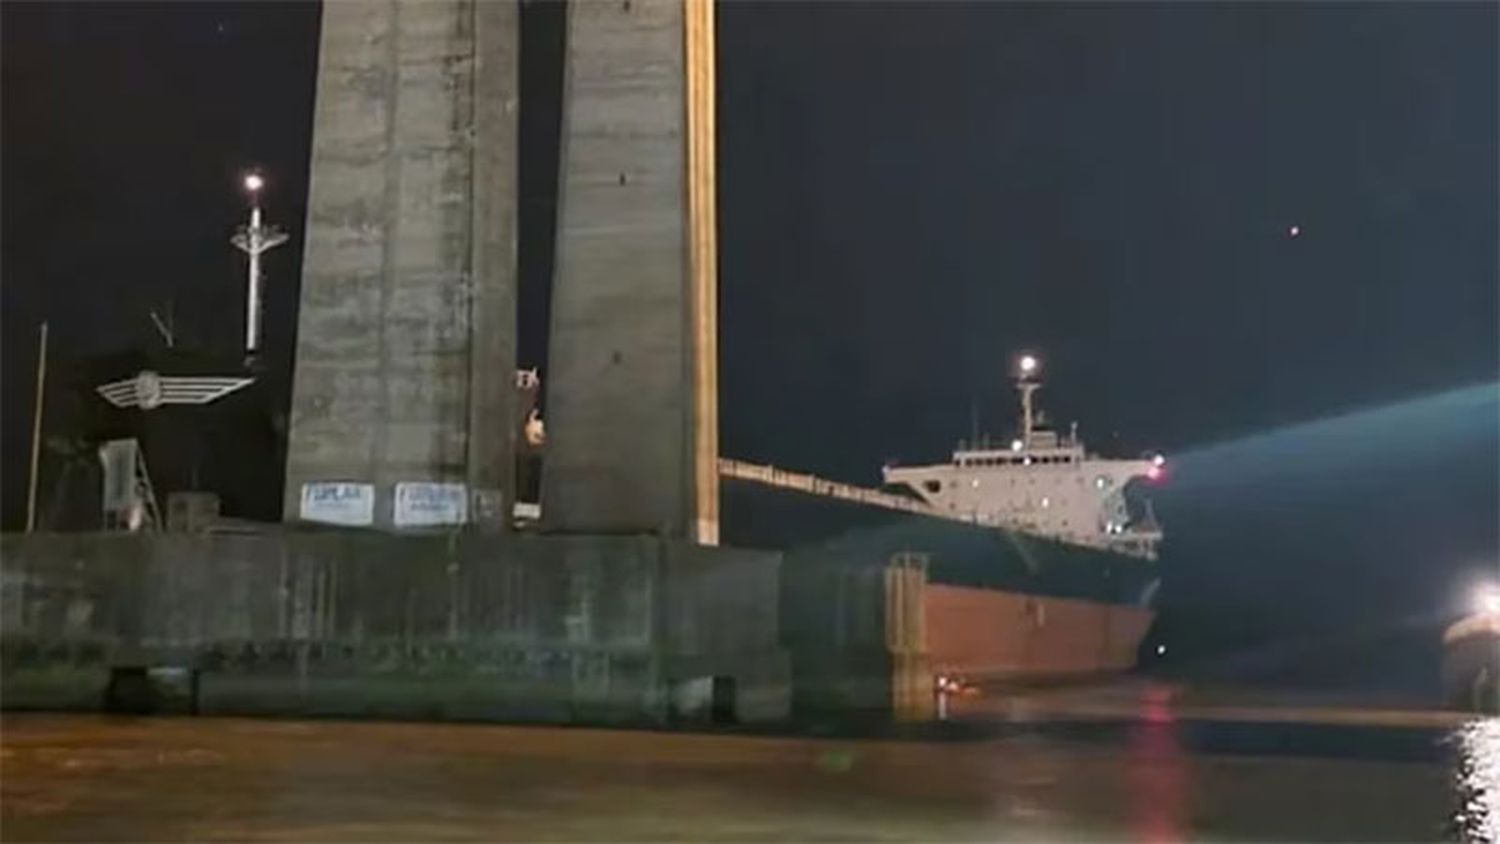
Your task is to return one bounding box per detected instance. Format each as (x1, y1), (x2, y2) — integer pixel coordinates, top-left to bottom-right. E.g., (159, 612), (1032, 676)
(243, 172), (265, 193)
(1146, 453), (1167, 482)
(1018, 354), (1040, 377)
(1010, 438), (1024, 452)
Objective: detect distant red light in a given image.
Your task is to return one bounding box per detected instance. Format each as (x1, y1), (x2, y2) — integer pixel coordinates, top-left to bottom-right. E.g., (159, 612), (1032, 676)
(1146, 466), (1164, 482)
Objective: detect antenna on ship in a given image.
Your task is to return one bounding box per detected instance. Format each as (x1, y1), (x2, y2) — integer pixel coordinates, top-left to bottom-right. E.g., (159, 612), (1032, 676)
(969, 395), (980, 448)
(231, 171), (288, 362)
(1015, 352), (1041, 446)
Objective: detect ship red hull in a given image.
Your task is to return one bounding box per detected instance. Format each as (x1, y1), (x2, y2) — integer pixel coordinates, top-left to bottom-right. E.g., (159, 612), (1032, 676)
(925, 583), (1155, 679)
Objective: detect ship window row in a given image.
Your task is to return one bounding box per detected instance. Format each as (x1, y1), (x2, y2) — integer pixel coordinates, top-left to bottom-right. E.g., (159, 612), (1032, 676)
(956, 454), (1079, 467)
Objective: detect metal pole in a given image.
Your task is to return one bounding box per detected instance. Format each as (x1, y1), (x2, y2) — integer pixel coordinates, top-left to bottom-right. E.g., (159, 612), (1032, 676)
(1020, 382), (1037, 444)
(232, 175), (286, 356)
(969, 395), (979, 447)
(246, 206), (262, 352)
(25, 321), (49, 532)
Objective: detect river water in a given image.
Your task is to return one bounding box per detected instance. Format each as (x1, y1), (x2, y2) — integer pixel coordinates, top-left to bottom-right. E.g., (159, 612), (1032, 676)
(2, 713), (1495, 841)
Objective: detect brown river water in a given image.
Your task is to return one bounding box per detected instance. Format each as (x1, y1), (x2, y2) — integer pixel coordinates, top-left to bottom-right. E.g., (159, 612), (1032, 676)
(2, 712), (1494, 841)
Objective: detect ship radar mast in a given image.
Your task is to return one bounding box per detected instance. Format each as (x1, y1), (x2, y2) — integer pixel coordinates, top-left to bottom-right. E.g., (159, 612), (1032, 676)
(1016, 352), (1042, 446)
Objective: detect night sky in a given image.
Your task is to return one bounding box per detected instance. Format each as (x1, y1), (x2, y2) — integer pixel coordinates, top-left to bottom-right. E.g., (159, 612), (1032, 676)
(3, 2), (1496, 691)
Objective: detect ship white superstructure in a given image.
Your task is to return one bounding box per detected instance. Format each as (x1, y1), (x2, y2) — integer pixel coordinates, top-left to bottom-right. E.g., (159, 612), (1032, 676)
(883, 355), (1164, 559)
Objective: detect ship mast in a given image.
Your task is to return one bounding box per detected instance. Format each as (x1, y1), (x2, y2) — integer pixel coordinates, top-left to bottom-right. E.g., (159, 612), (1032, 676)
(1016, 353), (1041, 446)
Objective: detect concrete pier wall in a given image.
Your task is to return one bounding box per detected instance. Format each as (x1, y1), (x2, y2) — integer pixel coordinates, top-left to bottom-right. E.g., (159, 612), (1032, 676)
(779, 553), (933, 721)
(0, 532), (787, 723)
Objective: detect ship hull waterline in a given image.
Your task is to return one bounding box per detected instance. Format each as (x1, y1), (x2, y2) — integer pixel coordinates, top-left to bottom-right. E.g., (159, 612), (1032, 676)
(725, 477), (1161, 683)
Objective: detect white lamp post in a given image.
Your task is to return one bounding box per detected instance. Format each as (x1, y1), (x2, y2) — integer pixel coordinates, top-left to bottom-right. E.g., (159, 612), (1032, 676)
(230, 172), (288, 355)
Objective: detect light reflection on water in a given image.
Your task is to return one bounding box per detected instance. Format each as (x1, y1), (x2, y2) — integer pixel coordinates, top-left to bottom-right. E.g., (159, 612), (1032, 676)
(1128, 716), (1187, 844)
(1452, 719), (1500, 843)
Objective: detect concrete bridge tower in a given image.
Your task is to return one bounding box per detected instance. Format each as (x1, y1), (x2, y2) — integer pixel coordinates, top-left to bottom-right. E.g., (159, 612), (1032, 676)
(283, 0), (519, 530)
(541, 0), (720, 544)
(285, 0), (718, 542)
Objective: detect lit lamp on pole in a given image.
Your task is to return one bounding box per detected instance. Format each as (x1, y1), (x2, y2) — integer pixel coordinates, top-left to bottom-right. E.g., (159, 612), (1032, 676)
(231, 171), (288, 359)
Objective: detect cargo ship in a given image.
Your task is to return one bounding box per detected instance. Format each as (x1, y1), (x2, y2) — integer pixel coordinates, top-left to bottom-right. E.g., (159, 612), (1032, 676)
(720, 353), (1166, 683)
(1442, 584), (1500, 713)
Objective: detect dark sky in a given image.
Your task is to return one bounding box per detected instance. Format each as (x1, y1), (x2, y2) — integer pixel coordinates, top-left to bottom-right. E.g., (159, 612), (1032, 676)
(718, 1), (1496, 476)
(3, 1), (1496, 681)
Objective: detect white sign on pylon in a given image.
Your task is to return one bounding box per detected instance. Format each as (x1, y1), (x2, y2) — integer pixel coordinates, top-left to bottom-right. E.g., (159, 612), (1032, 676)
(299, 482), (375, 526)
(394, 482), (468, 527)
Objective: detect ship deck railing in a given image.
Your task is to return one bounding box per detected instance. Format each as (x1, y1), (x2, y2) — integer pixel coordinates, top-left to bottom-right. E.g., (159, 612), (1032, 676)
(718, 458), (1159, 561)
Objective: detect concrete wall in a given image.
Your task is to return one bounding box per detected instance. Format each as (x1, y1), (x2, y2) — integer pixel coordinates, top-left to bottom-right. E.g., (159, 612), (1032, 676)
(1, 532), (786, 723)
(779, 554), (933, 721)
(283, 0), (519, 529)
(542, 0), (719, 543)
